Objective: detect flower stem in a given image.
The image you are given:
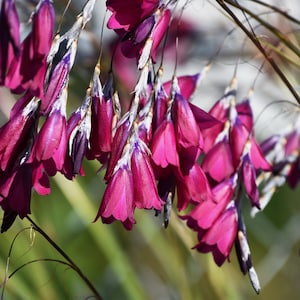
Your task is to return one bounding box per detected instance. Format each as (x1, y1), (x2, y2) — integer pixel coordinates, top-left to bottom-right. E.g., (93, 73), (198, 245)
(26, 216), (103, 300)
(215, 0), (300, 104)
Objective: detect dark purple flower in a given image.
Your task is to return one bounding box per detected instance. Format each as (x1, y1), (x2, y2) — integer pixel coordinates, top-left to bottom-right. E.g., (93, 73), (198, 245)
(88, 69), (114, 160)
(6, 0), (55, 97)
(107, 0), (159, 32)
(105, 116), (131, 181)
(172, 92), (202, 173)
(176, 163), (212, 211)
(42, 44), (75, 115)
(0, 96), (39, 172)
(0, 0), (21, 85)
(31, 161), (51, 196)
(30, 88), (68, 173)
(65, 97), (91, 177)
(0, 164), (32, 232)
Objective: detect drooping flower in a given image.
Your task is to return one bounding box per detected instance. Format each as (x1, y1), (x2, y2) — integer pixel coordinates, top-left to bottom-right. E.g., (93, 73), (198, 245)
(131, 140), (162, 210)
(104, 115), (131, 181)
(181, 178), (235, 232)
(140, 8), (171, 65)
(107, 0), (171, 66)
(95, 153), (136, 230)
(176, 163), (212, 211)
(235, 214), (261, 294)
(194, 201), (238, 266)
(30, 87), (68, 174)
(151, 119), (179, 170)
(171, 92), (202, 173)
(87, 68), (114, 161)
(6, 0), (55, 97)
(202, 139), (234, 183)
(42, 40), (77, 115)
(107, 0), (159, 32)
(0, 164), (33, 232)
(0, 96), (40, 172)
(63, 91), (91, 178)
(252, 115), (300, 215)
(0, 0), (21, 85)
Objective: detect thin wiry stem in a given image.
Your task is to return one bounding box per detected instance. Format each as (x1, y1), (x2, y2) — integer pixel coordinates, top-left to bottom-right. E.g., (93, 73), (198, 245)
(8, 258), (73, 279)
(1, 227), (32, 300)
(215, 0), (300, 104)
(225, 0), (300, 57)
(249, 0), (300, 26)
(26, 216), (103, 300)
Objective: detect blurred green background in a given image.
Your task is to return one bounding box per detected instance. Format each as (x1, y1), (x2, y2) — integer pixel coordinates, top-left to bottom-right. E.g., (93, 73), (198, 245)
(1, 161), (300, 300)
(1, 0), (300, 299)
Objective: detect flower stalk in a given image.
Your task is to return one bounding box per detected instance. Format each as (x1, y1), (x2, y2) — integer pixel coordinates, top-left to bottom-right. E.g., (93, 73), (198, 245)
(26, 216), (103, 300)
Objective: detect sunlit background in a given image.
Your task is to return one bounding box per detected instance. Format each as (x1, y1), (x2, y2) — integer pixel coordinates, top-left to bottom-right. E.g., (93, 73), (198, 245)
(1, 0), (300, 299)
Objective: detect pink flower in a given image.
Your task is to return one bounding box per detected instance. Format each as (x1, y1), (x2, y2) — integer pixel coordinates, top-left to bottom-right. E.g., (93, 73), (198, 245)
(30, 88), (68, 173)
(194, 203), (238, 266)
(107, 0), (159, 32)
(236, 99), (254, 132)
(95, 165), (136, 230)
(0, 164), (32, 232)
(148, 8), (171, 63)
(176, 163), (212, 211)
(31, 161), (51, 196)
(0, 96), (39, 172)
(42, 46), (75, 115)
(107, 0), (170, 65)
(242, 155), (260, 208)
(151, 119), (179, 170)
(152, 79), (168, 131)
(6, 0), (55, 97)
(163, 74), (200, 100)
(0, 159), (51, 233)
(131, 142), (162, 210)
(172, 92), (202, 172)
(202, 139), (234, 182)
(105, 116), (131, 181)
(33, 111), (66, 162)
(88, 70), (114, 160)
(63, 96), (91, 178)
(181, 178), (234, 232)
(0, 0), (21, 85)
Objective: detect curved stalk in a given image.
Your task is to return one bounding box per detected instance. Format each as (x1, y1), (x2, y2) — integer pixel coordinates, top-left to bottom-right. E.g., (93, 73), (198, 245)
(215, 0), (300, 104)
(26, 216), (103, 300)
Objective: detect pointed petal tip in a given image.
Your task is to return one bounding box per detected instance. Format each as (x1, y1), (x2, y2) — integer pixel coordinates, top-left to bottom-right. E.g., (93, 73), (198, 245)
(249, 267), (261, 294)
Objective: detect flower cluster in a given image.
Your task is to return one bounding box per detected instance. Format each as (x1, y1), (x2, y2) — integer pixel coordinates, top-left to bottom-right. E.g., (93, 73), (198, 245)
(0, 0), (299, 294)
(252, 114), (300, 216)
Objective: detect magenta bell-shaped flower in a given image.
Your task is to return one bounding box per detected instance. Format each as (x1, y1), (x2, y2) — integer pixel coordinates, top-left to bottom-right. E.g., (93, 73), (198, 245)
(95, 163), (136, 230)
(131, 141), (163, 210)
(195, 202), (238, 266)
(0, 0), (21, 85)
(6, 0), (55, 97)
(107, 0), (159, 32)
(30, 88), (68, 173)
(0, 164), (32, 232)
(0, 95), (39, 172)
